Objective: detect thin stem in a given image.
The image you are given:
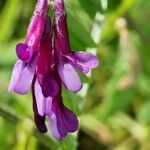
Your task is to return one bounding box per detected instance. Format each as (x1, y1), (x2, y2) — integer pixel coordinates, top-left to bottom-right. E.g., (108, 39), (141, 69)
(0, 103), (19, 124)
(0, 103), (58, 149)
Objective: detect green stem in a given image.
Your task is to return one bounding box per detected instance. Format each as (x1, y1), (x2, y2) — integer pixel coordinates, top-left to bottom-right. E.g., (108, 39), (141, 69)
(0, 103), (58, 149)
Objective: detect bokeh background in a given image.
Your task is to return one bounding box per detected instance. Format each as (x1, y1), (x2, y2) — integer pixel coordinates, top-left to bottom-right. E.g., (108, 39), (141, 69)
(0, 0), (150, 149)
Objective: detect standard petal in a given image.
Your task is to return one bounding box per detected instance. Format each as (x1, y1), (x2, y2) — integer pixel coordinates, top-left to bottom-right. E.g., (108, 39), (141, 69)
(73, 52), (99, 73)
(13, 60), (36, 94)
(58, 61), (82, 92)
(8, 60), (24, 92)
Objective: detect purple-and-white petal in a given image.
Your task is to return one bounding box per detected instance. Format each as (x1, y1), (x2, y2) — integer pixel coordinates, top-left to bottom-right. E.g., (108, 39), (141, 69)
(13, 60), (36, 94)
(71, 52), (99, 73)
(34, 80), (45, 116)
(48, 112), (65, 140)
(58, 61), (82, 92)
(34, 79), (53, 116)
(32, 78), (47, 133)
(8, 60), (24, 92)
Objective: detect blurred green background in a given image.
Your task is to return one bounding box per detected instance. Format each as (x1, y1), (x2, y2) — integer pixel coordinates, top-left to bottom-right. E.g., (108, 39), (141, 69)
(0, 0), (150, 149)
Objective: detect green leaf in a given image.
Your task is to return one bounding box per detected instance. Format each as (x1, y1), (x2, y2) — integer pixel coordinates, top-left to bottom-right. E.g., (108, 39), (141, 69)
(137, 100), (150, 124)
(107, 0), (122, 11)
(62, 89), (82, 115)
(66, 0), (96, 50)
(58, 134), (78, 150)
(0, 0), (21, 45)
(78, 71), (90, 84)
(78, 0), (103, 18)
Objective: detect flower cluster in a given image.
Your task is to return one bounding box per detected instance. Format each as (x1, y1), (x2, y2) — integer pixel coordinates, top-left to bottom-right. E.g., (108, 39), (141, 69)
(9, 0), (99, 140)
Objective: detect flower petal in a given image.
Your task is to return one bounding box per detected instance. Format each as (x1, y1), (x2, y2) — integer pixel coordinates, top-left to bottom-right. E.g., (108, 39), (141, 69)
(16, 43), (31, 61)
(13, 60), (36, 94)
(44, 97), (52, 116)
(58, 61), (82, 92)
(57, 110), (68, 138)
(34, 80), (45, 116)
(24, 0), (48, 57)
(73, 52), (99, 73)
(41, 76), (59, 97)
(34, 79), (53, 117)
(32, 79), (47, 133)
(48, 112), (65, 140)
(8, 60), (24, 92)
(63, 107), (79, 132)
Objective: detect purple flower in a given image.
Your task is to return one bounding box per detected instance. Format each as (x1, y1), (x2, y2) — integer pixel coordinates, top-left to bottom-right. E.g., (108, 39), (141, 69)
(32, 17), (79, 138)
(32, 72), (79, 140)
(8, 0), (99, 141)
(9, 0), (48, 94)
(54, 0), (99, 92)
(16, 0), (48, 62)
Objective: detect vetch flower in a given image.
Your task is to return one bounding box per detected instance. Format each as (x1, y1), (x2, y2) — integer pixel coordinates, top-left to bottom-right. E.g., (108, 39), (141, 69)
(32, 17), (78, 139)
(9, 0), (48, 94)
(8, 0), (99, 141)
(32, 72), (79, 140)
(54, 0), (99, 92)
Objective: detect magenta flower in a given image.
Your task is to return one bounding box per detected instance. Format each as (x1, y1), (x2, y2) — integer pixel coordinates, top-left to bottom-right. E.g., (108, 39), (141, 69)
(9, 0), (48, 94)
(54, 0), (99, 92)
(8, 0), (99, 141)
(32, 16), (78, 139)
(32, 72), (78, 140)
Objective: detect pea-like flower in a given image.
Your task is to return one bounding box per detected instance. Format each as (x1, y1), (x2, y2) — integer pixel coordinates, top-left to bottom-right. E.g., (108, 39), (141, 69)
(9, 0), (48, 94)
(32, 71), (78, 140)
(32, 16), (78, 139)
(54, 0), (99, 92)
(8, 0), (99, 141)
